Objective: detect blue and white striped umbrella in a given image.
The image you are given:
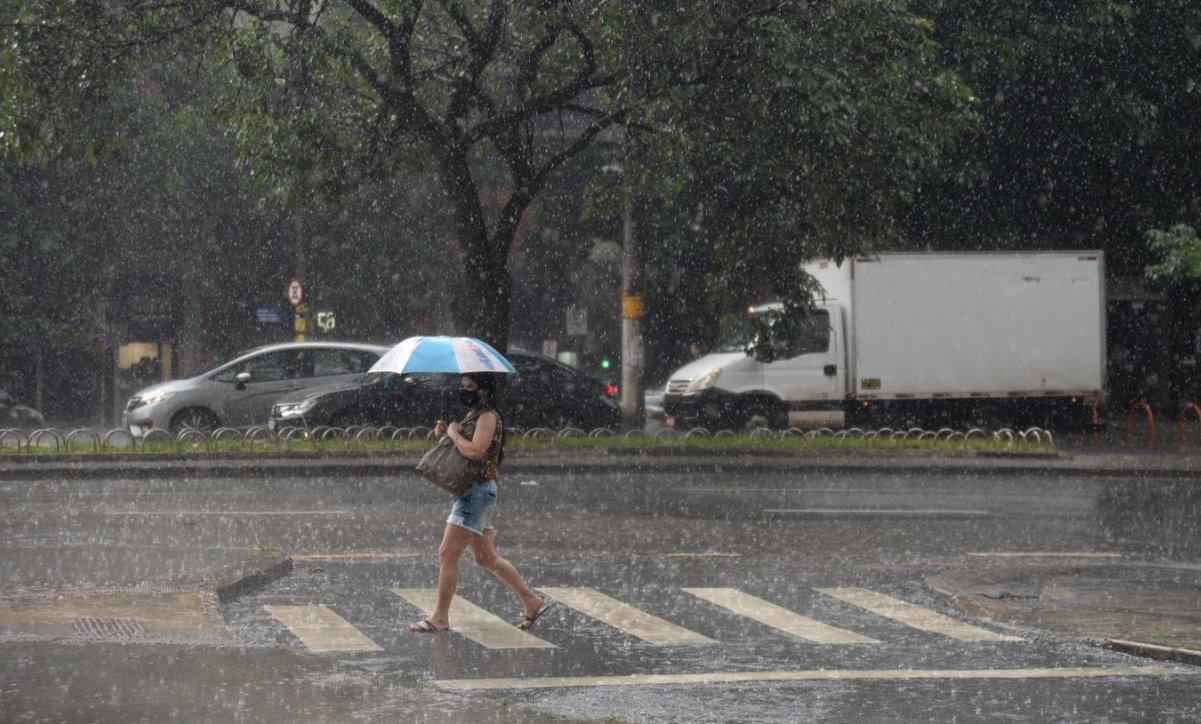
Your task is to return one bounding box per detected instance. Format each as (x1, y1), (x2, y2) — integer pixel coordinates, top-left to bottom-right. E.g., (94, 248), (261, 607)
(368, 336), (517, 376)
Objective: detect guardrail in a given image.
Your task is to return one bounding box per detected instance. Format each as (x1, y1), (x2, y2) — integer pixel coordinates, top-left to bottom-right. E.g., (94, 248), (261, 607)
(0, 423), (1060, 454)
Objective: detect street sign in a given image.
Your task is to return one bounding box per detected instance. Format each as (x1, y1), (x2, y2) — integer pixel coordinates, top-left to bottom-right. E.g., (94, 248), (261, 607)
(316, 311), (336, 333)
(566, 305), (588, 335)
(256, 305), (285, 324)
(622, 294), (645, 320)
(288, 279), (304, 306)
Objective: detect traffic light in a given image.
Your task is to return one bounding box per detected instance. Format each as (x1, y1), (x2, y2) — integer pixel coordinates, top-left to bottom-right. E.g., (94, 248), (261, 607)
(600, 357), (611, 370)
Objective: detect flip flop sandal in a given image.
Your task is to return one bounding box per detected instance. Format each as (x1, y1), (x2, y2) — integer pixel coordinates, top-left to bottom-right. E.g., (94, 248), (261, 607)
(409, 619), (449, 634)
(517, 601), (556, 631)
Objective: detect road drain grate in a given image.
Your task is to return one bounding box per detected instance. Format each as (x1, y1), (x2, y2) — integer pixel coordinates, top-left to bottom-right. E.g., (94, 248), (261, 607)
(73, 617), (148, 640)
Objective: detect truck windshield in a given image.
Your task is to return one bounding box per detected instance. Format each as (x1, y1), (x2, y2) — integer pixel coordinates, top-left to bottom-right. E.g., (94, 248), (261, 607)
(716, 317), (757, 353)
(717, 309), (831, 357)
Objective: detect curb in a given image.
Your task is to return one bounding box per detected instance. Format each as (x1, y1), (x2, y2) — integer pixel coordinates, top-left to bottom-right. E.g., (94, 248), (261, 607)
(211, 556), (294, 604)
(1104, 639), (1201, 668)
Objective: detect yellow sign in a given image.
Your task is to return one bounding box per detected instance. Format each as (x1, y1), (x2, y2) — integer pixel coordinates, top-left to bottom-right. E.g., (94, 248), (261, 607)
(622, 294), (646, 320)
(294, 317), (306, 333)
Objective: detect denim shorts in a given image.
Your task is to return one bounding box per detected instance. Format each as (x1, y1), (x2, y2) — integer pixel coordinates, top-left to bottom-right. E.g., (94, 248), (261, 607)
(447, 481), (498, 536)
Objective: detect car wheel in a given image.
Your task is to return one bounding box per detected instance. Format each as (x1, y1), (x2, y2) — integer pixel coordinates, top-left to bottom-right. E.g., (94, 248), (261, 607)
(329, 411), (361, 429)
(170, 408), (220, 435)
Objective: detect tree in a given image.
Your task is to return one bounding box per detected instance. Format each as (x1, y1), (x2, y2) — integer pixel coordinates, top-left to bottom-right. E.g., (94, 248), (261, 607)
(4, 1), (977, 354)
(626, 1), (978, 360)
(1146, 224), (1201, 284)
(906, 0), (1201, 273)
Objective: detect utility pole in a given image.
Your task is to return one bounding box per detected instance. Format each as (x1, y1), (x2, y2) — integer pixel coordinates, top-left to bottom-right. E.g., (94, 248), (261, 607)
(620, 134), (645, 426)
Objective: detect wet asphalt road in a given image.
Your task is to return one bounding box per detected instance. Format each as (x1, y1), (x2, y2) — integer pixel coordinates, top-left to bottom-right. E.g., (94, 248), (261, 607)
(1, 466), (1198, 723)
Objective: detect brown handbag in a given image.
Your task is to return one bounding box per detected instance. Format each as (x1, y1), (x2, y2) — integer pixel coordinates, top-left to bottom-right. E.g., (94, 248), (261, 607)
(416, 437), (485, 496)
(415, 416), (487, 496)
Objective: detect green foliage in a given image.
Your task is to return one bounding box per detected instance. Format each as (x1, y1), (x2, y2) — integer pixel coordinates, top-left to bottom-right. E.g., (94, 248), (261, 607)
(907, 0), (1201, 273)
(1146, 224), (1201, 283)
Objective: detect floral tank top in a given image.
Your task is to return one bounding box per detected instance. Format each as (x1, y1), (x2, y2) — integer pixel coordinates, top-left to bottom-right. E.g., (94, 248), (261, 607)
(461, 407), (503, 482)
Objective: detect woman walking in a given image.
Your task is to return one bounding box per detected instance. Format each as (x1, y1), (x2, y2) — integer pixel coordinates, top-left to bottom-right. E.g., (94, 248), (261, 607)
(408, 372), (553, 633)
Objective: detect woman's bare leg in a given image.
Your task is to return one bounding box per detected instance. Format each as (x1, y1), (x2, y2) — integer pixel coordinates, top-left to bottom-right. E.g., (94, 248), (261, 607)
(471, 530), (544, 617)
(427, 524), (475, 628)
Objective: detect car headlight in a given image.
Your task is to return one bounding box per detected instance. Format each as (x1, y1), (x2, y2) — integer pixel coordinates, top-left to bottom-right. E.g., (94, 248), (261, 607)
(128, 390), (176, 411)
(275, 398), (317, 417)
(686, 367), (722, 393)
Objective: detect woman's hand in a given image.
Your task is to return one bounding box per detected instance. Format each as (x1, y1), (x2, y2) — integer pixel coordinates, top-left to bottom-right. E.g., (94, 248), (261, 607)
(447, 421), (462, 437)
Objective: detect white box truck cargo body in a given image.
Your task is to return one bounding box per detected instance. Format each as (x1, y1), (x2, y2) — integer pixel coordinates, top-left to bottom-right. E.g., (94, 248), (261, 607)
(662, 251), (1106, 429)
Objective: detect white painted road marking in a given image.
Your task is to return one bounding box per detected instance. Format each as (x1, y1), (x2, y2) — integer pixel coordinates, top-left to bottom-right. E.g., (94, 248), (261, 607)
(432, 665), (1189, 691)
(292, 552), (422, 561)
(264, 605), (382, 653)
(539, 587), (716, 646)
(104, 510), (355, 516)
(765, 509), (992, 517)
(967, 552), (1122, 559)
(683, 588), (878, 644)
(817, 587), (1023, 642)
(392, 589), (555, 650)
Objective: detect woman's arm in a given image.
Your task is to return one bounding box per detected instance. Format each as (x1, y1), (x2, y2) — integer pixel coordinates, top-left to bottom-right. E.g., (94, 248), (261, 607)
(448, 411), (496, 460)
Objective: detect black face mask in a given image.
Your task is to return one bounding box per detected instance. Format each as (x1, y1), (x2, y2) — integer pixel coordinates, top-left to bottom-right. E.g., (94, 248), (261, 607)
(459, 389), (481, 408)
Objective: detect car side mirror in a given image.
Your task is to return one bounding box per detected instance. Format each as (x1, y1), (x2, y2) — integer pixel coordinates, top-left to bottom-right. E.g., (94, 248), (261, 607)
(236, 371), (252, 389)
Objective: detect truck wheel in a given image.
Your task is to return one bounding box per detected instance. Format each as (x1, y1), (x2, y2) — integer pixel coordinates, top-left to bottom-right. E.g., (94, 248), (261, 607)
(745, 400), (788, 430)
(739, 403), (787, 429)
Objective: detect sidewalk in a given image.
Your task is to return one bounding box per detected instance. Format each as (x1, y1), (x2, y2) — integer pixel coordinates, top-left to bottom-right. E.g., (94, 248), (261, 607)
(929, 559), (1201, 666)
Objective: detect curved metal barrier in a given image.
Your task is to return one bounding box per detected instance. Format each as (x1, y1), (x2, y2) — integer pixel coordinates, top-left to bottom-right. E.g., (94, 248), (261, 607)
(211, 427), (242, 444)
(1178, 402), (1201, 445)
(29, 428), (64, 451)
(103, 429), (137, 449)
(66, 428), (103, 452)
(177, 429), (209, 447)
(0, 421), (1062, 457)
(142, 429), (172, 446)
(1124, 399), (1157, 447)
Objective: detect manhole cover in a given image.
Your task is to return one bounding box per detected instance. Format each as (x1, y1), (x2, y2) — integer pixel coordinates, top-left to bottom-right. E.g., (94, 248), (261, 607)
(73, 617), (148, 640)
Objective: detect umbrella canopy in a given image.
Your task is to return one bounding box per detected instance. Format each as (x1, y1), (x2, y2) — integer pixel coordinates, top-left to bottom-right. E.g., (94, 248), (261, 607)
(368, 336), (517, 376)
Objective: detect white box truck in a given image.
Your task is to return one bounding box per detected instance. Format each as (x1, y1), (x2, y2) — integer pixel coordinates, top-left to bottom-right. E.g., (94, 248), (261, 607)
(662, 251), (1106, 429)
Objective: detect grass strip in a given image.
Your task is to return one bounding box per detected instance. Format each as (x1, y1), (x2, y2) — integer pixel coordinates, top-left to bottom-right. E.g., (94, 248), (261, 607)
(0, 432), (1055, 459)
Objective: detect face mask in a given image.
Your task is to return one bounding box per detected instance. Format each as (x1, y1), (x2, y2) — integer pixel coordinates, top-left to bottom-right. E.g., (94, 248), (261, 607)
(459, 389), (481, 408)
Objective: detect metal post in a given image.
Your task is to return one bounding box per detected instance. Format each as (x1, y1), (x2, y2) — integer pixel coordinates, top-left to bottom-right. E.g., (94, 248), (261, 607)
(620, 168), (645, 426)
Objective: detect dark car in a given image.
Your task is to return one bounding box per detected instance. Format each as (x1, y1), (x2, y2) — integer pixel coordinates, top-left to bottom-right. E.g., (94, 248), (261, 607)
(0, 389), (46, 429)
(269, 351), (621, 432)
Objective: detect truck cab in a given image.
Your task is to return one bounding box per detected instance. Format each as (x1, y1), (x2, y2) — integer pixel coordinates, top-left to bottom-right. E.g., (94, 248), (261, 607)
(662, 302), (848, 430)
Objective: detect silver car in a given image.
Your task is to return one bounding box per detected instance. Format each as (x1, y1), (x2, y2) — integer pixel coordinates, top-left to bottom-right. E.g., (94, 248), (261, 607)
(123, 341), (387, 436)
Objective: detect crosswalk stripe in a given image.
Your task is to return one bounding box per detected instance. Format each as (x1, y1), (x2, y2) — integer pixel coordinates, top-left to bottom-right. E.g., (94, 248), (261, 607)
(392, 588), (555, 650)
(263, 605), (382, 653)
(432, 665), (1189, 691)
(682, 588), (878, 644)
(539, 587), (716, 646)
(816, 587), (1023, 642)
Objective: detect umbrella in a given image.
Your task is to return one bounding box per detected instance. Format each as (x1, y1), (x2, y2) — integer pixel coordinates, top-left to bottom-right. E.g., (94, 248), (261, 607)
(368, 336), (517, 376)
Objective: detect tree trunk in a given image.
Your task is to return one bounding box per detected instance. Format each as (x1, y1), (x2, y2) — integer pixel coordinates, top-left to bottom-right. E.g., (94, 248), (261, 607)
(441, 149), (515, 351)
(461, 248), (513, 351)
